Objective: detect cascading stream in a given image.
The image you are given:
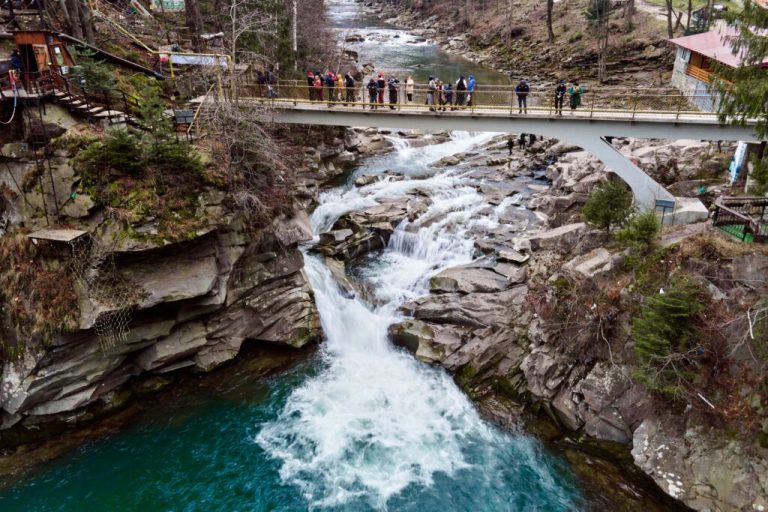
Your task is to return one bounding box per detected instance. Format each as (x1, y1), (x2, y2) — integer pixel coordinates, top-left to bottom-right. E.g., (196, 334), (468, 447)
(257, 132), (582, 510)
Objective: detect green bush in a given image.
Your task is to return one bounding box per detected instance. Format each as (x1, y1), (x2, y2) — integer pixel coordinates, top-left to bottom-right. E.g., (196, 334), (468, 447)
(632, 277), (703, 398)
(70, 47), (116, 91)
(617, 210), (661, 254)
(748, 156), (768, 195)
(582, 180), (634, 233)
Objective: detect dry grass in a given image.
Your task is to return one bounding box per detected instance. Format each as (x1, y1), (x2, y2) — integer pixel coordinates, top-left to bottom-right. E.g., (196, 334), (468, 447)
(0, 233), (80, 360)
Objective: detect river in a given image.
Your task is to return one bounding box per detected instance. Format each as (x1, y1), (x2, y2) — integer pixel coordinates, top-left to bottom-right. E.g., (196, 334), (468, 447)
(0, 2), (674, 511)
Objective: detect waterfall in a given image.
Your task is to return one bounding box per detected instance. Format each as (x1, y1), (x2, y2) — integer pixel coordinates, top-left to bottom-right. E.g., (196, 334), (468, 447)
(256, 132), (582, 510)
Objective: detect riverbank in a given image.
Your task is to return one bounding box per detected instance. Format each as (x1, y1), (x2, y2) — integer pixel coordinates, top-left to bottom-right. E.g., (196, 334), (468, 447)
(361, 0), (673, 87)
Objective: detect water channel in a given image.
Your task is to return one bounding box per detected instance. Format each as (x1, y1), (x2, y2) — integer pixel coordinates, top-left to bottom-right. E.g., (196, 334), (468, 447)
(0, 2), (680, 510)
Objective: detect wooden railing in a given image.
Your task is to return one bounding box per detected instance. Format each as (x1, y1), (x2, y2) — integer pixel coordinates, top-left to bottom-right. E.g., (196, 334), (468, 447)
(712, 197), (768, 243)
(686, 65), (713, 83)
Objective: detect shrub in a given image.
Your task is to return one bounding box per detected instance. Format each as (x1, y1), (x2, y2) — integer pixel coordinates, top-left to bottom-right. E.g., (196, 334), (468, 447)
(632, 277), (703, 399)
(582, 179), (634, 233)
(617, 210), (661, 254)
(0, 233), (79, 358)
(70, 47), (116, 91)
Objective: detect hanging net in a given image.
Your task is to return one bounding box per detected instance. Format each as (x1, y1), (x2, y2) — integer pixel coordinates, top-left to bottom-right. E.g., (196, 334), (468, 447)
(69, 236), (136, 351)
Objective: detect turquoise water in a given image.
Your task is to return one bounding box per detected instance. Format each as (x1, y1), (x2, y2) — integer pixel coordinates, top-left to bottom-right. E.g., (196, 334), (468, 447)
(0, 3), (668, 511)
(0, 355), (582, 511)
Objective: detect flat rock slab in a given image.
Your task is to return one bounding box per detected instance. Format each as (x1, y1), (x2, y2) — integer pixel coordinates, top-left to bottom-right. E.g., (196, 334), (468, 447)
(402, 286), (528, 329)
(430, 266), (510, 294)
(527, 222), (586, 252)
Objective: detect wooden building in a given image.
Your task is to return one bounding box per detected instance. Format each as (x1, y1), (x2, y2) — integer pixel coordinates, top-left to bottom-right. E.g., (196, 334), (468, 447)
(669, 26), (768, 111)
(12, 30), (76, 89)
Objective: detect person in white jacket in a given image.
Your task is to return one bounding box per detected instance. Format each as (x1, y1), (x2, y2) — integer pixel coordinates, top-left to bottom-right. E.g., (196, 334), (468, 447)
(405, 75), (415, 103)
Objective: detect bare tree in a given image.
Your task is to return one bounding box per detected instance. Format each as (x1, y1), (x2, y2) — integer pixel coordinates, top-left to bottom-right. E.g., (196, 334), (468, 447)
(546, 0), (555, 43)
(665, 0), (674, 38)
(186, 0), (204, 50)
(624, 0), (634, 31)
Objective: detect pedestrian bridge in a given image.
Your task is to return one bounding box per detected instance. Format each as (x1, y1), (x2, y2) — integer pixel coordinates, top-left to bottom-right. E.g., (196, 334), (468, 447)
(197, 83), (760, 211)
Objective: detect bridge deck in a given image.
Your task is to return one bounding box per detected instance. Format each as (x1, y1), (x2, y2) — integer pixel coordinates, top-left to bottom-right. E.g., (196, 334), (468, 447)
(196, 92), (758, 210)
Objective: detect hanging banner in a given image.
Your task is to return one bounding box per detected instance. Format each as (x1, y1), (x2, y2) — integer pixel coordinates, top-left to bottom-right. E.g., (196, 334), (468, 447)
(151, 0), (185, 12)
(729, 141), (748, 184)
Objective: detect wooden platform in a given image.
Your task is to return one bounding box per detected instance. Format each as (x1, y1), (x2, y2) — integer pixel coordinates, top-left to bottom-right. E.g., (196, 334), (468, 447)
(27, 229), (88, 243)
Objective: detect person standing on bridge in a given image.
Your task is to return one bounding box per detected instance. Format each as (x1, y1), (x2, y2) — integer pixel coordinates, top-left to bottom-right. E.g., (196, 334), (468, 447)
(314, 73), (323, 102)
(325, 71), (336, 107)
(388, 75), (400, 110)
(367, 78), (378, 110)
(455, 75), (467, 108)
(426, 76), (437, 111)
(307, 70), (315, 101)
(515, 79), (530, 114)
(377, 72), (386, 106)
(554, 80), (567, 116)
(445, 83), (454, 111)
(405, 75), (415, 103)
(344, 72), (356, 105)
(335, 72), (344, 103)
(568, 80), (584, 113)
(467, 74), (476, 107)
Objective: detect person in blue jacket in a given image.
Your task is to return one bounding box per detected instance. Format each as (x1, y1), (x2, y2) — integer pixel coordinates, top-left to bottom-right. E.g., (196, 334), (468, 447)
(515, 78), (530, 114)
(467, 74), (476, 107)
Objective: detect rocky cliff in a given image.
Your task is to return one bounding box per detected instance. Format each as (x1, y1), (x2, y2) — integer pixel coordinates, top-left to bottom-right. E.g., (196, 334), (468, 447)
(316, 132), (768, 511)
(364, 0), (673, 85)
(0, 105), (393, 446)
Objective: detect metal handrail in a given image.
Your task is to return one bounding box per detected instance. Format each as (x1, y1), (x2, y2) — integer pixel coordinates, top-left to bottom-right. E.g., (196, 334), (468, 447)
(228, 94), (723, 118)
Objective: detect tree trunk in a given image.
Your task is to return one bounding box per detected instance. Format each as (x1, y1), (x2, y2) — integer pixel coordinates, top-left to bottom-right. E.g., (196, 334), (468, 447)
(213, 0), (223, 32)
(65, 0), (83, 40)
(58, 0), (71, 31)
(624, 0), (634, 31)
(80, 0), (95, 45)
(665, 0), (674, 38)
(546, 0), (554, 43)
(706, 0), (715, 29)
(185, 0), (204, 50)
(292, 0), (298, 71)
(686, 0), (692, 32)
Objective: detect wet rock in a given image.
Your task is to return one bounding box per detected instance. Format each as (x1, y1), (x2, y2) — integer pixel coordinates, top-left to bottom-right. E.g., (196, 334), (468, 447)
(274, 211), (313, 247)
(354, 174), (381, 187)
(498, 249), (529, 264)
(429, 266), (511, 294)
(134, 322), (208, 372)
(319, 229), (354, 245)
(402, 286), (528, 329)
(388, 320), (467, 363)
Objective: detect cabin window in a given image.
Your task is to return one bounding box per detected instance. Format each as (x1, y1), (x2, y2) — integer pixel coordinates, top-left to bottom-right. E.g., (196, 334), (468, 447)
(677, 48), (690, 63)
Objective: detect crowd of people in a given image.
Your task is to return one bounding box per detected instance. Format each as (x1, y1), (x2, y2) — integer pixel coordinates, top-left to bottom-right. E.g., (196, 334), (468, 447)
(302, 68), (587, 114)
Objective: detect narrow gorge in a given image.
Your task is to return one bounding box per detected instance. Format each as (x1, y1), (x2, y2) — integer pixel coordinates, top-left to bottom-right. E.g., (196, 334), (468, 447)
(1, 1), (766, 511)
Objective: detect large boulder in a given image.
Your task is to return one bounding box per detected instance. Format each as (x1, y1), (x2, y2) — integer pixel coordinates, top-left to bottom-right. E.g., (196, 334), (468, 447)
(134, 322), (208, 372)
(527, 222), (587, 253)
(388, 320), (468, 363)
(402, 285), (528, 329)
(429, 265), (513, 294)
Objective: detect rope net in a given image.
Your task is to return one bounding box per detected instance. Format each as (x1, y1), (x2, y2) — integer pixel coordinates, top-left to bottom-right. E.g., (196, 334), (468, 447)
(69, 236), (136, 350)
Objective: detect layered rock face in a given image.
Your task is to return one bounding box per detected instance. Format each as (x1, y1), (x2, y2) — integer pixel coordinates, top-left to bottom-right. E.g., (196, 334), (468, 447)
(319, 133), (768, 511)
(0, 116), (382, 444)
(0, 215), (321, 441)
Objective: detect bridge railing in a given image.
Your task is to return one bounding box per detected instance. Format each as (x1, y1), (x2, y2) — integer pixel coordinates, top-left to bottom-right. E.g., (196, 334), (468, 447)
(240, 80), (720, 119)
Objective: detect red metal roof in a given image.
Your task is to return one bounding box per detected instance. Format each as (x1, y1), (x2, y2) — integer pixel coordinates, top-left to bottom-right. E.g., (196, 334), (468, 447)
(669, 27), (768, 68)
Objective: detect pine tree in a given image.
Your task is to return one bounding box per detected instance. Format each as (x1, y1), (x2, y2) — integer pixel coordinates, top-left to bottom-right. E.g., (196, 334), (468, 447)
(582, 180), (634, 233)
(711, 0), (768, 139)
(631, 278), (702, 398)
